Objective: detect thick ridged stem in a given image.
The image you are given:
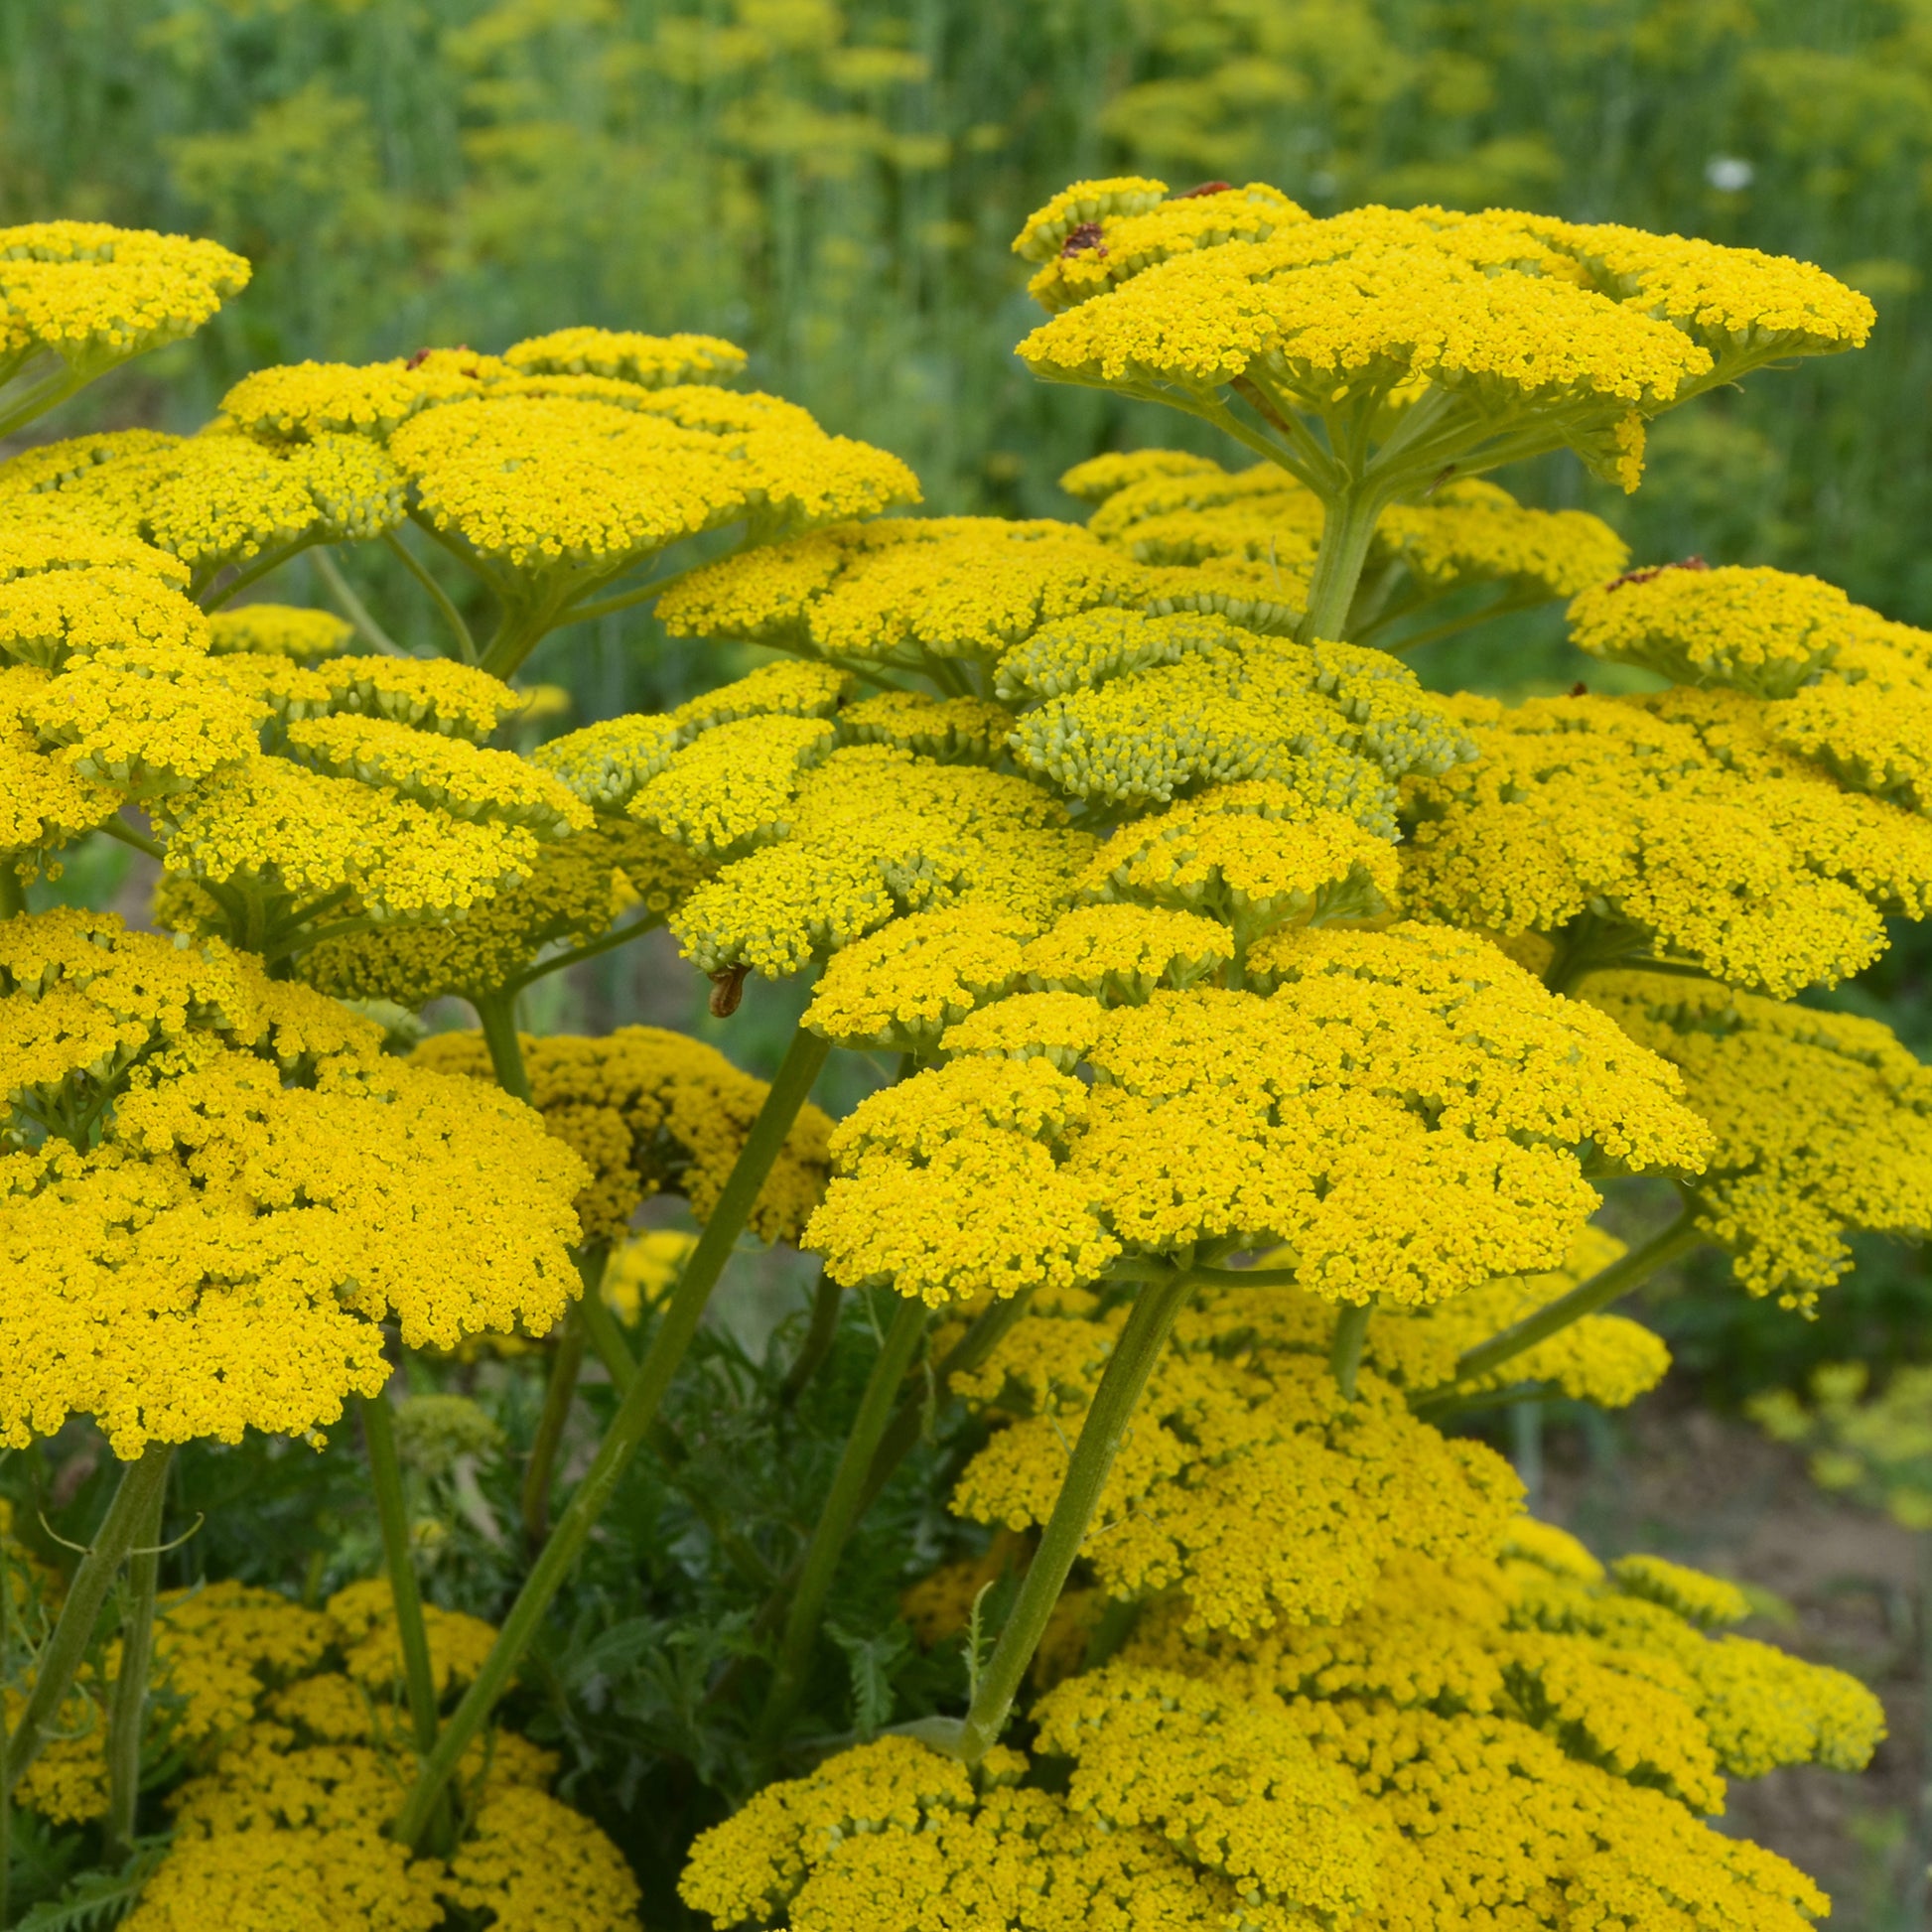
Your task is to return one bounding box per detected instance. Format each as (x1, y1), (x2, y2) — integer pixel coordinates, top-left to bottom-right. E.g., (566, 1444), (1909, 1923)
(360, 1397), (441, 1760)
(759, 1296), (927, 1743)
(3, 1447), (174, 1799)
(522, 1306), (589, 1555)
(472, 993), (533, 1104)
(1329, 1302), (1372, 1401)
(1299, 481), (1391, 643)
(390, 1024), (833, 1850)
(950, 1269), (1198, 1765)
(101, 1467), (168, 1859)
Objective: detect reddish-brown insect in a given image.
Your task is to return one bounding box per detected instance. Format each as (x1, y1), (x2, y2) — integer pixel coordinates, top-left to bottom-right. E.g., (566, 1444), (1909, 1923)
(1175, 181), (1233, 200)
(708, 962), (752, 1019)
(1060, 222), (1108, 259)
(1605, 556), (1709, 592)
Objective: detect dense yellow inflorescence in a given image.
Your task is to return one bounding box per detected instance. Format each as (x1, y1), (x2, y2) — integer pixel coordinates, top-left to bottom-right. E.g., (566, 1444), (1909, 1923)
(683, 1515), (1870, 1930)
(301, 819), (707, 1008)
(0, 221), (249, 374)
(1402, 686), (1932, 996)
(0, 911), (586, 1454)
(414, 1024), (832, 1248)
(1582, 969), (1932, 1302)
(207, 604), (354, 660)
(1015, 183), (1871, 492)
(808, 921), (1711, 1309)
(111, 1581), (639, 1932)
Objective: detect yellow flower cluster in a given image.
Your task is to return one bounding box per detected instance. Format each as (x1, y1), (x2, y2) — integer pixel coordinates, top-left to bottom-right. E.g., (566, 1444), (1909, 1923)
(1007, 615), (1469, 827)
(207, 603), (354, 660)
(1583, 969), (1932, 1302)
(949, 1292), (1522, 1634)
(1569, 562), (1854, 698)
(116, 1581), (638, 1932)
(501, 326), (747, 388)
(808, 922), (1711, 1309)
(1016, 185), (1870, 491)
(1402, 687), (1932, 995)
(0, 425), (407, 576)
(414, 1023), (831, 1248)
(685, 1520), (1866, 1931)
(0, 220), (248, 375)
(0, 911), (586, 1454)
(679, 1733), (1291, 1932)
(300, 819), (707, 1008)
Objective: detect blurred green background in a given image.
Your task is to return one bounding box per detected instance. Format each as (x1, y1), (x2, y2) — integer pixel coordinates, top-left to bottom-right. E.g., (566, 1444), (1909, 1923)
(5, 0), (1929, 1390)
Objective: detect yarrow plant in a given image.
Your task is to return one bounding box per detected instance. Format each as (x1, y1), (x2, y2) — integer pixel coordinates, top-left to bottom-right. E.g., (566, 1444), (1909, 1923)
(0, 175), (1919, 1932)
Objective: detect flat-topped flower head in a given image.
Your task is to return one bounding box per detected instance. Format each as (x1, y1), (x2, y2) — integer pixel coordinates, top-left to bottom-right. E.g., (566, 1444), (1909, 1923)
(532, 659), (849, 813)
(809, 921), (1710, 1309)
(152, 752), (550, 926)
(668, 745), (1093, 981)
(218, 351), (507, 442)
(658, 516), (1157, 681)
(122, 1597), (639, 1932)
(837, 690), (1014, 764)
(300, 820), (707, 1009)
(0, 427), (406, 578)
(0, 522), (188, 588)
(1010, 176), (1172, 261)
(0, 666), (120, 863)
(803, 904), (1037, 1052)
(0, 912), (585, 1455)
(1024, 181), (1311, 315)
(1377, 478), (1632, 605)
(1569, 562), (1856, 698)
(207, 605), (354, 661)
(1756, 606), (1932, 815)
(1583, 968), (1932, 1305)
(1009, 617), (1470, 829)
(679, 1730), (1350, 1932)
(1077, 780), (1400, 949)
(0, 562), (209, 670)
(388, 388), (916, 603)
(1403, 687), (1932, 996)
(414, 1025), (831, 1248)
(1058, 449), (1226, 502)
(1017, 191), (1871, 504)
(0, 222), (248, 430)
(502, 327), (747, 388)
(281, 715), (590, 838)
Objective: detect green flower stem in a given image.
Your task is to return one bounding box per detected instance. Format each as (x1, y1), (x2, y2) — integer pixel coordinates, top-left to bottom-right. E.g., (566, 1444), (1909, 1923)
(777, 1270), (844, 1409)
(101, 1463), (168, 1861)
(1422, 1211), (1705, 1405)
(854, 1289), (1034, 1521)
(390, 1023), (833, 1850)
(480, 589), (571, 681)
(521, 1307), (590, 1557)
(3, 1446), (174, 1800)
(312, 547), (404, 657)
(505, 914), (665, 996)
(198, 532), (325, 613)
(0, 365), (86, 441)
(759, 1295), (928, 1745)
(0, 868), (23, 920)
(359, 1396), (442, 1762)
(1301, 480), (1395, 644)
(378, 532), (474, 664)
(570, 1247), (636, 1391)
(472, 993), (533, 1105)
(941, 1268), (1199, 1767)
(1330, 1301), (1373, 1401)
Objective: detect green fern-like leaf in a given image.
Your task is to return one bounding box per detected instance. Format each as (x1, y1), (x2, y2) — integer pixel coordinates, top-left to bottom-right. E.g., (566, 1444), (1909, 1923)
(13, 1840), (168, 1932)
